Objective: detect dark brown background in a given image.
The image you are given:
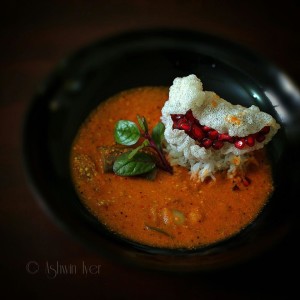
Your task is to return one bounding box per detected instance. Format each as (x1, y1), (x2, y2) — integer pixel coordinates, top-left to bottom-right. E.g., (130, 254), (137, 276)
(1, 1), (299, 299)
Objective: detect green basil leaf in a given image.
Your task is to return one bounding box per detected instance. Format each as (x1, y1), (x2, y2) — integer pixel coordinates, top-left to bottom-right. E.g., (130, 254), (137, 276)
(137, 115), (148, 132)
(114, 120), (140, 146)
(151, 122), (165, 149)
(127, 140), (149, 160)
(113, 151), (156, 176)
(127, 146), (142, 160)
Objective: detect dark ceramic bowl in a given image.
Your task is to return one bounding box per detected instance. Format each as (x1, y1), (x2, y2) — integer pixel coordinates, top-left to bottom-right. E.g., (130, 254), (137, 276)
(23, 29), (300, 272)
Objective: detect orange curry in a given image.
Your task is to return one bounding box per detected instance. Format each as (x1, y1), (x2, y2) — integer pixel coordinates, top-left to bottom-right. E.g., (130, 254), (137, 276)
(71, 87), (273, 249)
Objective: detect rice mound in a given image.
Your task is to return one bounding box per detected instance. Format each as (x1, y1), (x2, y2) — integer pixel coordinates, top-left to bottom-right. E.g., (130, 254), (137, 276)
(161, 74), (280, 181)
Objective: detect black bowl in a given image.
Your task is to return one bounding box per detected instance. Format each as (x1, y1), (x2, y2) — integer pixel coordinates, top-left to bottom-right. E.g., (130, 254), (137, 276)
(23, 29), (300, 272)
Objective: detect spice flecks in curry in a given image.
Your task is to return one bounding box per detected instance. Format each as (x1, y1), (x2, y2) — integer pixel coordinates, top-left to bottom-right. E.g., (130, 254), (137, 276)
(71, 87), (273, 249)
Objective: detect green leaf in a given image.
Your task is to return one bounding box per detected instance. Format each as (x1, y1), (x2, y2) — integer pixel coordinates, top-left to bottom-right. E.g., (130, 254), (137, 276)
(114, 120), (140, 146)
(113, 151), (156, 176)
(127, 140), (149, 160)
(137, 115), (148, 132)
(151, 122), (165, 150)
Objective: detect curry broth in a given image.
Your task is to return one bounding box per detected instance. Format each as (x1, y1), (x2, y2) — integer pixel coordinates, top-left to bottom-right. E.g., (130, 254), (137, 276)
(71, 87), (273, 249)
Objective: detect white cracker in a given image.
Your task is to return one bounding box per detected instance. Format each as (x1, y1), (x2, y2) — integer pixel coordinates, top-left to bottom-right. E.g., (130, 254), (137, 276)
(161, 74), (280, 181)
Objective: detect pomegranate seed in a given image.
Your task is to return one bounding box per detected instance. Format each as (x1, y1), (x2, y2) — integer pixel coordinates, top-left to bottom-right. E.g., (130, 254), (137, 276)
(171, 114), (183, 122)
(218, 133), (235, 143)
(260, 126), (270, 134)
(172, 119), (181, 129)
(202, 125), (211, 132)
(170, 111), (262, 152)
(234, 139), (246, 149)
(179, 121), (191, 131)
(192, 124), (205, 140)
(218, 133), (229, 141)
(246, 135), (255, 147)
(185, 109), (194, 121)
(173, 118), (188, 130)
(212, 140), (224, 150)
(201, 138), (213, 149)
(208, 130), (219, 140)
(194, 118), (201, 126)
(256, 133), (265, 142)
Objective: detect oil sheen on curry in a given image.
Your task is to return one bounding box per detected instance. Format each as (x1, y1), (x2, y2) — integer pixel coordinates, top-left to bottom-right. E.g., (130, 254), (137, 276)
(71, 75), (279, 249)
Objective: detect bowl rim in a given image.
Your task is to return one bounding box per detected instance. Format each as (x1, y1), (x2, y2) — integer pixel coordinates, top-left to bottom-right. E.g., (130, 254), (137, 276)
(22, 28), (300, 271)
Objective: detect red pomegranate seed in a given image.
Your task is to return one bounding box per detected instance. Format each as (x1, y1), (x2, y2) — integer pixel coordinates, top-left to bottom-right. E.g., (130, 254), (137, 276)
(234, 139), (246, 149)
(260, 126), (270, 134)
(256, 133), (265, 142)
(202, 125), (211, 132)
(171, 114), (184, 122)
(212, 140), (224, 150)
(170, 111), (264, 152)
(208, 130), (219, 140)
(218, 133), (229, 141)
(185, 109), (194, 121)
(218, 133), (235, 143)
(246, 135), (255, 147)
(192, 124), (205, 140)
(179, 121), (191, 131)
(201, 138), (213, 149)
(172, 119), (181, 129)
(194, 118), (201, 126)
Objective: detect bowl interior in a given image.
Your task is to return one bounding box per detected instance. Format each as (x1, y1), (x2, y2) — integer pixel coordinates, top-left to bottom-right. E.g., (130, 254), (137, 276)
(23, 30), (299, 271)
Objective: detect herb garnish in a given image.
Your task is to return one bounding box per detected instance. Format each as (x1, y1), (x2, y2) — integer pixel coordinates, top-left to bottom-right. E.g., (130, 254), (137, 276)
(113, 116), (173, 177)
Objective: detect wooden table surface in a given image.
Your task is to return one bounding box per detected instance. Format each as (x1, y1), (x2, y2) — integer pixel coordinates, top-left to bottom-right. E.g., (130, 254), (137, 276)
(1, 1), (299, 299)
